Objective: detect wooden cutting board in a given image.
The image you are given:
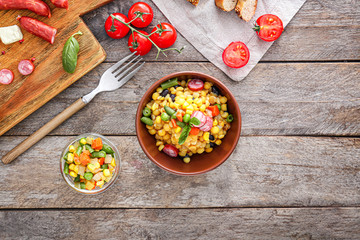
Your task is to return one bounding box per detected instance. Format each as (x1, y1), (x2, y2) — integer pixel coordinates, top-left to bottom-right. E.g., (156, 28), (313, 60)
(0, 0), (113, 136)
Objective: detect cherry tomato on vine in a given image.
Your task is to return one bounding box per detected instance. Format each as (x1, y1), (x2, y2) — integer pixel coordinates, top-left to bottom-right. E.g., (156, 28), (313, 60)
(253, 14), (284, 42)
(222, 41), (250, 68)
(149, 22), (177, 48)
(104, 13), (130, 39)
(128, 2), (154, 28)
(128, 30), (152, 56)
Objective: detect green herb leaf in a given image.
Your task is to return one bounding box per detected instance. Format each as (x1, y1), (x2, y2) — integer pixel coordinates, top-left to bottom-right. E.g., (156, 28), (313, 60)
(189, 117), (201, 126)
(62, 31), (83, 73)
(176, 121), (186, 128)
(178, 125), (191, 145)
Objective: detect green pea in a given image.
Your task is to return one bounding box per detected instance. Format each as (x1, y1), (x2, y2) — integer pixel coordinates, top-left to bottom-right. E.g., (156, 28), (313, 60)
(143, 107), (151, 117)
(80, 182), (86, 189)
(226, 114), (234, 123)
(64, 162), (69, 175)
(141, 117), (153, 126)
(84, 172), (93, 181)
(74, 175), (80, 182)
(161, 112), (170, 121)
(101, 164), (108, 170)
(102, 144), (114, 154)
(183, 113), (191, 123)
(91, 150), (106, 158)
(85, 144), (94, 153)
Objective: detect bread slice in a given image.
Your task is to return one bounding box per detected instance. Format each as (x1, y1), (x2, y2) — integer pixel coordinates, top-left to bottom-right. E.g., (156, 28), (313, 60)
(215, 0), (237, 12)
(235, 0), (258, 22)
(187, 0), (199, 6)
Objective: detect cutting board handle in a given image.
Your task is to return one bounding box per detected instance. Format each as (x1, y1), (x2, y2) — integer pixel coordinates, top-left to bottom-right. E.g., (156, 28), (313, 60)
(2, 98), (86, 164)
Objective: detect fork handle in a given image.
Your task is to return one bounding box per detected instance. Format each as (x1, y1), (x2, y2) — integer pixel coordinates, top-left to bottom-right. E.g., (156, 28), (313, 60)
(2, 98), (86, 164)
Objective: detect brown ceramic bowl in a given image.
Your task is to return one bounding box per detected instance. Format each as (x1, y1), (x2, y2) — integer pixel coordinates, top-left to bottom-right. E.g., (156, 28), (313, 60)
(136, 71), (241, 175)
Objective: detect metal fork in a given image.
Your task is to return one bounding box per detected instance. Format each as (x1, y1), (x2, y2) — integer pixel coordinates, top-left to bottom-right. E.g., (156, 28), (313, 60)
(2, 52), (144, 164)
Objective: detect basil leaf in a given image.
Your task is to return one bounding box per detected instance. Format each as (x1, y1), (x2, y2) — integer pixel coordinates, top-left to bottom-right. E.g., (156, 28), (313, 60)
(62, 31), (83, 73)
(189, 117), (201, 126)
(178, 125), (191, 145)
(176, 121), (186, 128)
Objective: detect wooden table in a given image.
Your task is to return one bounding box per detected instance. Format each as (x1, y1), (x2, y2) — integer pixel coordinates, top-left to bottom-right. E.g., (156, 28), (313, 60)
(0, 0), (359, 238)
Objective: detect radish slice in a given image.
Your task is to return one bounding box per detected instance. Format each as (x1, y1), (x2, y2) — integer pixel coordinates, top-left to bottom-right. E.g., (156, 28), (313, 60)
(199, 116), (213, 132)
(0, 69), (14, 85)
(18, 59), (35, 76)
(190, 111), (206, 128)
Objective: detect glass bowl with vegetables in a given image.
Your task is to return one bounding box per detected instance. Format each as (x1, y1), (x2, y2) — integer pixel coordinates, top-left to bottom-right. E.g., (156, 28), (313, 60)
(60, 133), (120, 194)
(136, 72), (241, 175)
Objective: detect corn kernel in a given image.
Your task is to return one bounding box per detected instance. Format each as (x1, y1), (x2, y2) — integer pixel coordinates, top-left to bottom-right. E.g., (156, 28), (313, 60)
(176, 91), (184, 96)
(149, 129), (157, 135)
(219, 134), (225, 139)
(200, 105), (206, 112)
(156, 141), (163, 146)
(158, 144), (165, 151)
(156, 87), (163, 93)
(177, 87), (184, 91)
(182, 101), (190, 109)
(215, 139), (222, 145)
(67, 153), (74, 163)
(155, 116), (162, 124)
(73, 165), (79, 174)
(163, 124), (171, 132)
(69, 163), (75, 171)
(183, 157), (191, 163)
(170, 102), (176, 108)
(185, 110), (194, 115)
(69, 145), (75, 152)
(80, 138), (87, 145)
(175, 97), (185, 105)
(219, 121), (225, 127)
(211, 126), (220, 135)
(152, 102), (159, 111)
(94, 162), (100, 169)
(221, 112), (229, 119)
(213, 119), (218, 126)
(158, 129), (166, 136)
(86, 137), (93, 145)
(189, 146), (197, 153)
(220, 96), (227, 103)
(103, 169), (111, 177)
(175, 127), (182, 133)
(179, 151), (187, 157)
(111, 158), (116, 167)
(69, 171), (77, 178)
(181, 80), (186, 87)
(201, 91), (207, 97)
(163, 134), (170, 141)
(96, 180), (104, 188)
(188, 152), (193, 156)
(204, 82), (211, 90)
(221, 104), (227, 111)
(152, 92), (160, 100)
(203, 132), (210, 142)
(197, 148), (205, 154)
(205, 148), (213, 153)
(80, 175), (84, 179)
(194, 98), (202, 106)
(85, 181), (95, 190)
(87, 163), (96, 172)
(146, 125), (154, 130)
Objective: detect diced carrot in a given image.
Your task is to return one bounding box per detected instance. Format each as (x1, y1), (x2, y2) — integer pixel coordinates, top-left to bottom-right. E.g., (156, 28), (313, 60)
(92, 181), (96, 190)
(171, 119), (177, 128)
(207, 106), (220, 117)
(91, 138), (103, 150)
(80, 152), (91, 166)
(98, 157), (105, 165)
(176, 111), (183, 122)
(83, 150), (90, 155)
(74, 153), (81, 164)
(190, 127), (200, 135)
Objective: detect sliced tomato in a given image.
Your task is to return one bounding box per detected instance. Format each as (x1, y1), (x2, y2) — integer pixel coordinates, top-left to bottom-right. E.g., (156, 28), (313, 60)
(189, 127), (200, 135)
(128, 30), (152, 56)
(254, 14), (283, 42)
(207, 106), (220, 117)
(105, 13), (130, 39)
(188, 79), (204, 91)
(222, 41), (249, 68)
(163, 144), (179, 157)
(128, 2), (154, 28)
(149, 22), (177, 48)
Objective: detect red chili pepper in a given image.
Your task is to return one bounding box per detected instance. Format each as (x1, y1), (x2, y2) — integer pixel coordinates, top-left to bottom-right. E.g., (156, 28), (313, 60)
(171, 119), (177, 128)
(176, 111), (183, 122)
(207, 106), (220, 117)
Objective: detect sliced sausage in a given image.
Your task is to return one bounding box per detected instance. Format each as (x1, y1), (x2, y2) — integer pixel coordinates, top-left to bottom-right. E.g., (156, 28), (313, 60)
(0, 69), (14, 85)
(18, 59), (34, 76)
(163, 144), (179, 158)
(50, 0), (69, 9)
(18, 16), (57, 44)
(190, 111), (206, 128)
(188, 79), (204, 91)
(199, 116), (213, 132)
(0, 0), (51, 18)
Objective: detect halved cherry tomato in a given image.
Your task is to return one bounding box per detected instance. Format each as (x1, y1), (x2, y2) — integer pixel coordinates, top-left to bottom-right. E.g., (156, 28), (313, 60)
(128, 2), (153, 28)
(91, 138), (103, 150)
(80, 152), (91, 166)
(254, 14), (283, 42)
(128, 30), (152, 56)
(222, 41), (250, 68)
(207, 106), (220, 117)
(98, 157), (105, 165)
(188, 79), (204, 91)
(163, 144), (179, 157)
(104, 13), (130, 39)
(149, 22), (177, 48)
(171, 119), (177, 128)
(189, 127), (200, 135)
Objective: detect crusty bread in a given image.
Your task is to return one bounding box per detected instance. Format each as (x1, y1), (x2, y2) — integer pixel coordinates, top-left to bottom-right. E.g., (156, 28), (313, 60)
(235, 0), (258, 22)
(187, 0), (199, 6)
(215, 0), (237, 12)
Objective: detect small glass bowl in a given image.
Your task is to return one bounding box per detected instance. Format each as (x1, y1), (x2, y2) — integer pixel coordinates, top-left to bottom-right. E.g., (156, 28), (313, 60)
(60, 133), (121, 194)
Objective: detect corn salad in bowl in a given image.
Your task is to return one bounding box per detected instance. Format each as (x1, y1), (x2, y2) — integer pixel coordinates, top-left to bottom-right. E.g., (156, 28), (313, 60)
(140, 77), (234, 163)
(60, 133), (120, 194)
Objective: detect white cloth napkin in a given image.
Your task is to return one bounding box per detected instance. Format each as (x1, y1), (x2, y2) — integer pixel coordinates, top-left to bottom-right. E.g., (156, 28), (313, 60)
(151, 0), (306, 81)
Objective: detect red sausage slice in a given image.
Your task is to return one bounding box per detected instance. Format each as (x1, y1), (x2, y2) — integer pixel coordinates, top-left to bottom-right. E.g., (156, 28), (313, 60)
(18, 60), (35, 76)
(50, 0), (68, 9)
(0, 69), (14, 85)
(0, 0), (51, 18)
(188, 79), (204, 91)
(199, 116), (213, 132)
(163, 144), (179, 158)
(18, 16), (57, 44)
(191, 111), (206, 128)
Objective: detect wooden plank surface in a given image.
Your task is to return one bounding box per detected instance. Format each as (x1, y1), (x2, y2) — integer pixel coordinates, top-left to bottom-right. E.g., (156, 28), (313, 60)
(3, 62), (359, 136)
(0, 0), (114, 136)
(82, 0), (360, 62)
(1, 208), (359, 239)
(0, 136), (359, 209)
